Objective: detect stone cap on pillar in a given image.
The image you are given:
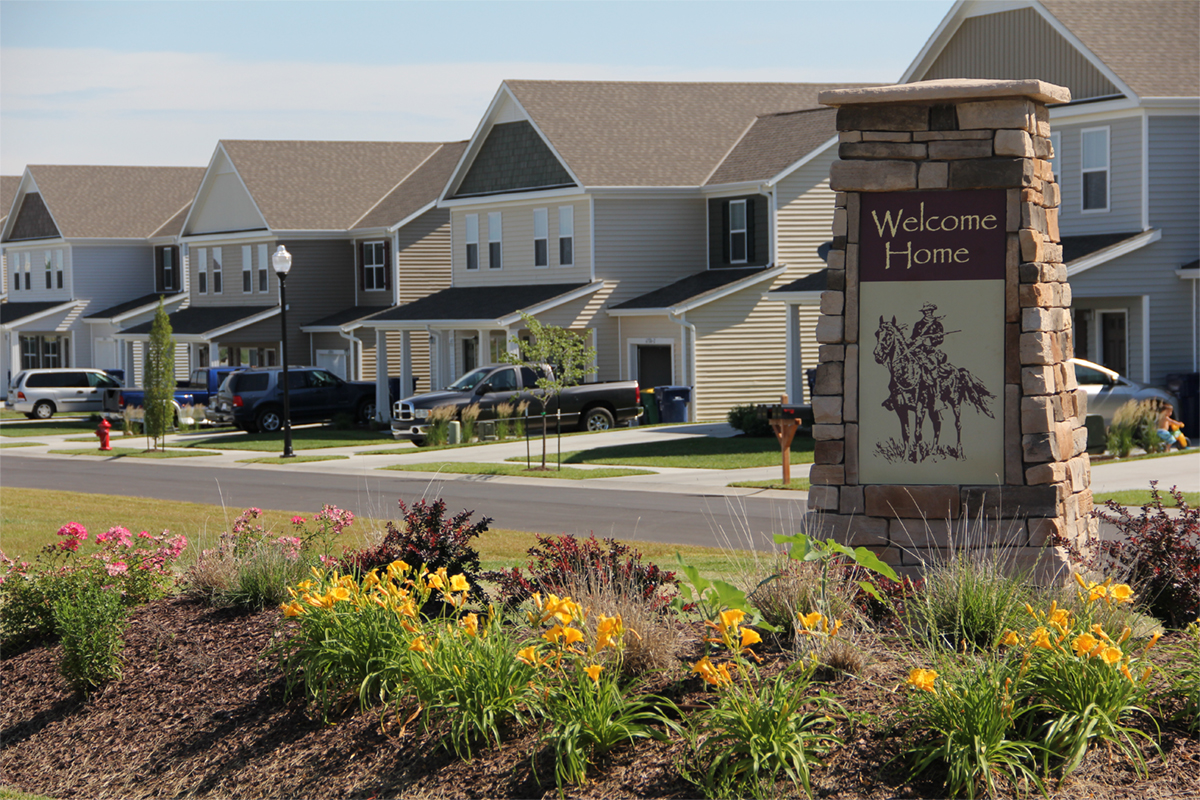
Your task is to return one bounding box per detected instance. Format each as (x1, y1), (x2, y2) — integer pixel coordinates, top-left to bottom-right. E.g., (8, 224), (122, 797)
(818, 79), (1071, 107)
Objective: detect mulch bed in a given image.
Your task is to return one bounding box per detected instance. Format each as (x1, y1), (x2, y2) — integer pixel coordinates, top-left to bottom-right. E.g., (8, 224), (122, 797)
(2, 597), (1197, 799)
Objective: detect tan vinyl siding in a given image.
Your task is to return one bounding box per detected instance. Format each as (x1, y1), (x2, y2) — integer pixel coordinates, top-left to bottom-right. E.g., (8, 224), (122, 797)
(397, 208), (452, 305)
(189, 239), (278, 307)
(776, 158), (838, 277)
(451, 198), (591, 285)
(922, 7), (1121, 100)
(362, 331), (433, 394)
(616, 316), (685, 384)
(593, 197), (707, 303)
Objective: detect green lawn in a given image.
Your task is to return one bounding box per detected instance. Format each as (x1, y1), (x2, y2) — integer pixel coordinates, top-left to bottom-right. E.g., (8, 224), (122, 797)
(506, 435), (814, 470)
(1093, 489), (1199, 508)
(0, 441), (42, 448)
(727, 478), (811, 491)
(381, 461), (654, 480)
(0, 420), (99, 437)
(47, 447), (222, 459)
(180, 427), (391, 451)
(238, 454), (350, 464)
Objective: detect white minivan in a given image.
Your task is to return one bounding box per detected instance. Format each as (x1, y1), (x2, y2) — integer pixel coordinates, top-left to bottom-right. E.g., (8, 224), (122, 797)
(8, 369), (123, 419)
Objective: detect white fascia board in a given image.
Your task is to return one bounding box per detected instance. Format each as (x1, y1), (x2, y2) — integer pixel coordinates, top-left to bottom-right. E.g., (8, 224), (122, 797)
(587, 186), (703, 200)
(1024, 2), (1138, 100)
(147, 199), (198, 240)
(605, 307), (669, 317)
(350, 145), (442, 229)
(203, 306), (281, 339)
(766, 136), (839, 187)
(497, 280), (605, 326)
(180, 230), (274, 246)
(1176, 267), (1200, 280)
(300, 325), (348, 333)
(1067, 229), (1161, 277)
(439, 185), (587, 209)
(4, 237), (68, 249)
(671, 265), (787, 314)
(384, 200), (437, 233)
(356, 318), (439, 330)
(703, 182), (768, 199)
(764, 290), (823, 305)
(1050, 100), (1141, 123)
(1140, 98), (1200, 113)
(0, 299), (81, 331)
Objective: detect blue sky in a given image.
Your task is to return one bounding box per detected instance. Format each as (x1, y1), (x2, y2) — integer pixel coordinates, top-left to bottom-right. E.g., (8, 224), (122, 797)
(0, 0), (955, 174)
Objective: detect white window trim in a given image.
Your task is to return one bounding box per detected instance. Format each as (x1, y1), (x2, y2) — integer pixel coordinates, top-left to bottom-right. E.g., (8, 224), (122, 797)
(626, 337), (676, 383)
(533, 208), (549, 269)
(488, 212), (502, 270)
(1095, 307), (1129, 376)
(558, 205), (574, 267)
(242, 245), (253, 294)
(197, 247), (207, 294)
(162, 247), (175, 291)
(1048, 131), (1061, 185)
(23, 252), (31, 290)
(729, 199), (748, 264)
(44, 252), (53, 289)
(363, 240), (387, 291)
(257, 243), (269, 293)
(55, 249), (63, 289)
(211, 246), (223, 294)
(464, 213), (479, 271)
(1080, 126), (1110, 214)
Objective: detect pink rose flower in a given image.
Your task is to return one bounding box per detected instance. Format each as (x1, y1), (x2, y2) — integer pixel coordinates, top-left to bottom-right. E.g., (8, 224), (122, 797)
(57, 522), (88, 541)
(105, 561), (128, 576)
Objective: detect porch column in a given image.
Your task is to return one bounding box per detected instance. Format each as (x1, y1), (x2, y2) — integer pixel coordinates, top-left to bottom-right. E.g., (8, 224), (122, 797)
(477, 329), (490, 366)
(374, 329), (390, 422)
(785, 303), (804, 402)
(399, 329), (413, 400)
(504, 327), (520, 358)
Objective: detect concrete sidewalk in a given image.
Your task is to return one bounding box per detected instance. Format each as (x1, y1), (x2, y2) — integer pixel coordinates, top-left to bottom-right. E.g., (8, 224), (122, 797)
(2, 418), (1195, 499)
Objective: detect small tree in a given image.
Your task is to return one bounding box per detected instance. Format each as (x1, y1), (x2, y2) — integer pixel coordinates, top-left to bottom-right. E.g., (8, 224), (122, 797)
(501, 312), (597, 469)
(143, 298), (175, 450)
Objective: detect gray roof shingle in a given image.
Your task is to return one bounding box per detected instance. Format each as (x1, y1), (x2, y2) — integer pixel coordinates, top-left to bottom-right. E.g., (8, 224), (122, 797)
(612, 268), (769, 310)
(84, 292), (186, 321)
(365, 284), (588, 323)
(123, 305), (275, 336)
(1, 175), (20, 222)
(352, 141), (468, 230)
(707, 108), (838, 186)
(0, 300), (76, 326)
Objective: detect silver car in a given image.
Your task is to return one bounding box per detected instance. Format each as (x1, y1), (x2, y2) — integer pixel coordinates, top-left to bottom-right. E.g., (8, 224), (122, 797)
(1071, 358), (1178, 427)
(8, 368), (122, 419)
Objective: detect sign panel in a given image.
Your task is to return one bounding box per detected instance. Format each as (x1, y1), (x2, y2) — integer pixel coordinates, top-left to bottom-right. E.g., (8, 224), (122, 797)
(859, 190), (1006, 485)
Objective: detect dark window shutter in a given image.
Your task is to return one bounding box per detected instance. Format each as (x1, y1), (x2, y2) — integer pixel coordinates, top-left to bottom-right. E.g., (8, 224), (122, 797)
(745, 197), (756, 263)
(359, 242), (367, 291)
(171, 247), (180, 289)
(721, 201), (730, 264)
(155, 247), (164, 291)
(382, 240), (391, 290)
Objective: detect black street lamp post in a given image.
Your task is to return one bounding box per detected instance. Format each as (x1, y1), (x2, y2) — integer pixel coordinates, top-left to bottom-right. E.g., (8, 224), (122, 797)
(272, 245), (295, 458)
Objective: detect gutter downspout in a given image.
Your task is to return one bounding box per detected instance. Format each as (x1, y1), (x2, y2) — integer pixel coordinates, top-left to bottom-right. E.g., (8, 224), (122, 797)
(339, 325), (362, 381)
(669, 310), (697, 422)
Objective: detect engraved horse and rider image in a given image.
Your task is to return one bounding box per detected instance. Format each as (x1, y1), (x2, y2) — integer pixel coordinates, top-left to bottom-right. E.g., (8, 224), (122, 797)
(872, 302), (996, 463)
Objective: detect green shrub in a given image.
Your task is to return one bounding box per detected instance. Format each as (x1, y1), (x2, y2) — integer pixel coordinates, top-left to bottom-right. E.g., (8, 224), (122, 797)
(1107, 399), (1162, 455)
(726, 404), (773, 437)
(1163, 622), (1200, 733)
(53, 581), (128, 694)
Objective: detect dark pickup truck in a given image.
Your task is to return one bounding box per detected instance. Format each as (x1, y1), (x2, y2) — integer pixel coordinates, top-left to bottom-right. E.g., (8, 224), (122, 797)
(391, 364), (641, 443)
(102, 367), (243, 425)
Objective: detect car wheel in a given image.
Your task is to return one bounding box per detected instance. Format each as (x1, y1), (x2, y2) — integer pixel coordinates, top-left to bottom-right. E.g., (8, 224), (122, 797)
(256, 407), (283, 433)
(358, 399), (376, 425)
(32, 400), (55, 420)
(580, 406), (615, 432)
(412, 437), (428, 447)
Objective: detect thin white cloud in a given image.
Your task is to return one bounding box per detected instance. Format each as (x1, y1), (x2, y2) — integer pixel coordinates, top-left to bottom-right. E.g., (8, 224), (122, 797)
(0, 47), (886, 172)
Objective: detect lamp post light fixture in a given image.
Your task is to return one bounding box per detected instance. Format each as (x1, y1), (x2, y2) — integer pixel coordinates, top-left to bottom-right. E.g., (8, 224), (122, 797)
(271, 245), (295, 458)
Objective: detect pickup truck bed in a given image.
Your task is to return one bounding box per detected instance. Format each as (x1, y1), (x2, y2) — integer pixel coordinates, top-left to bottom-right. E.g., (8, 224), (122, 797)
(102, 367), (243, 424)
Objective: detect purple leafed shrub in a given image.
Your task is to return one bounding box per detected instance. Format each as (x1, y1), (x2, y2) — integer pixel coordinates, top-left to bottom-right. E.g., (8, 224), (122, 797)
(484, 533), (679, 610)
(1054, 482), (1200, 629)
(340, 499), (491, 602)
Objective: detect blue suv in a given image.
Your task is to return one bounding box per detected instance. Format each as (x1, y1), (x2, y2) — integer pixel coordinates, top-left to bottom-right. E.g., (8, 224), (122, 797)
(207, 367), (378, 432)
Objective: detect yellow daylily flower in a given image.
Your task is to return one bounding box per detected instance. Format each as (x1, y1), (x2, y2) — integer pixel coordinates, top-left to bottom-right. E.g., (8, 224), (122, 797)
(1111, 584), (1133, 603)
(281, 601), (304, 617)
(330, 587), (351, 603)
(1100, 646), (1122, 665)
(1048, 608), (1071, 630)
(585, 664), (603, 683)
(719, 608), (746, 631)
(1072, 633), (1100, 657)
(1146, 632), (1162, 651)
(517, 646), (540, 667)
(1118, 626), (1132, 645)
(450, 574), (470, 593)
(563, 626), (585, 646)
(409, 636), (429, 653)
(1000, 630), (1022, 647)
(543, 624), (565, 644)
(461, 613), (479, 637)
(798, 611), (823, 631)
(907, 668), (938, 694)
(1032, 626), (1053, 650)
(740, 628), (762, 649)
(1090, 624), (1112, 641)
(426, 573), (444, 590)
(1120, 663), (1135, 682)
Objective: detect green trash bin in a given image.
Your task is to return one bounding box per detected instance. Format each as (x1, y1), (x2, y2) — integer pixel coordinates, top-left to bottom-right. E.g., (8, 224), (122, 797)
(641, 388), (659, 425)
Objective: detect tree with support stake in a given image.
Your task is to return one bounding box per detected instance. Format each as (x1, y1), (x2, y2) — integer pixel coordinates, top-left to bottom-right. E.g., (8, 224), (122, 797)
(143, 298), (175, 451)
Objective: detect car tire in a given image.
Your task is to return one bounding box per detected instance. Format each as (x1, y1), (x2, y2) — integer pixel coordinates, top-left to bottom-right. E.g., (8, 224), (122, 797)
(580, 406), (615, 432)
(32, 400), (55, 420)
(412, 437), (428, 447)
(256, 407), (283, 433)
(357, 399), (376, 425)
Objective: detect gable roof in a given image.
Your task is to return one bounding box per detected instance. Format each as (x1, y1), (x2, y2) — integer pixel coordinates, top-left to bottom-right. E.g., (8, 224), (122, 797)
(1, 175), (20, 222)
(17, 166), (204, 239)
(1039, 0), (1198, 98)
(84, 291), (187, 322)
(352, 141), (468, 230)
(363, 283), (591, 324)
(0, 300), (79, 328)
(500, 80), (873, 188)
(610, 266), (786, 314)
(121, 305), (277, 337)
(218, 140), (445, 231)
(706, 108), (838, 185)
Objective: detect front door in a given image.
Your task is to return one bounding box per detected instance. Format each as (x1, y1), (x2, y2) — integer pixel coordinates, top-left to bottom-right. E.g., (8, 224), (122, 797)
(636, 345), (673, 391)
(1100, 311), (1127, 376)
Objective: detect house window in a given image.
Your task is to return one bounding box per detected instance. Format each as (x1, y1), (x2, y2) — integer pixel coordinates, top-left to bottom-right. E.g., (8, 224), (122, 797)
(161, 247), (175, 291)
(20, 336), (38, 368)
(558, 206), (574, 266)
(211, 247), (223, 293)
(465, 214), (479, 270)
(533, 208), (548, 267)
(1048, 131), (1061, 184)
(197, 248), (207, 293)
(488, 212), (502, 269)
(23, 252), (30, 290)
(1081, 127), (1109, 212)
(44, 253), (52, 289)
(362, 240), (387, 290)
(729, 199), (748, 263)
(258, 244), (268, 292)
(20, 335), (67, 369)
(55, 250), (63, 289)
(242, 245), (253, 293)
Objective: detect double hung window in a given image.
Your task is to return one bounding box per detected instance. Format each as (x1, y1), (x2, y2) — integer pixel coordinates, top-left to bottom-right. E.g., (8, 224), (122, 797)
(211, 247), (223, 294)
(197, 248), (207, 293)
(242, 245), (253, 293)
(1081, 128), (1109, 212)
(258, 244), (269, 292)
(44, 253), (52, 289)
(729, 200), (748, 263)
(488, 212), (502, 269)
(465, 214), (479, 270)
(24, 252), (31, 290)
(161, 247), (175, 291)
(363, 241), (387, 290)
(558, 206), (574, 266)
(533, 208), (548, 268)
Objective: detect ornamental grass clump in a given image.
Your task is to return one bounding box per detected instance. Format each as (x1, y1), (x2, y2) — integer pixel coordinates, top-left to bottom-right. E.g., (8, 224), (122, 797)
(424, 404), (457, 446)
(680, 606), (843, 800)
(493, 401), (514, 440)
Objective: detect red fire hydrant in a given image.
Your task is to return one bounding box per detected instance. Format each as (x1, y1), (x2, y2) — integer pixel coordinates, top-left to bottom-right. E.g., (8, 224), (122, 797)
(95, 418), (112, 451)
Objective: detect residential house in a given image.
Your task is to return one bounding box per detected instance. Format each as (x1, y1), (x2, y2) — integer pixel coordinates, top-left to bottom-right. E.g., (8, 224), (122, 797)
(118, 139), (462, 389)
(362, 80), (869, 421)
(903, 0), (1199, 391)
(0, 175), (20, 296)
(0, 166), (204, 394)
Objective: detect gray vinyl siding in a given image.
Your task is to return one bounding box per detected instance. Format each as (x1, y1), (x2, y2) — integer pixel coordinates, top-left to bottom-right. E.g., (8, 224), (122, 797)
(397, 208), (452, 306)
(921, 6), (1121, 101)
(188, 239), (281, 307)
(1069, 113), (1200, 384)
(71, 244), (156, 308)
(451, 199), (591, 285)
(1053, 117), (1143, 233)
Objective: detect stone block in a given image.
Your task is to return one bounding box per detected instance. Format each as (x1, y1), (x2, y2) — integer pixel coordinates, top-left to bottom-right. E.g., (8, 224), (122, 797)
(826, 266), (846, 290)
(844, 344), (859, 423)
(1037, 119), (1052, 138)
(949, 158), (1035, 189)
(807, 485), (839, 512)
(818, 344), (845, 363)
(845, 423), (859, 484)
(957, 98), (1036, 131)
(831, 208), (847, 238)
(1005, 384), (1023, 484)
(913, 129), (992, 141)
(1021, 202), (1046, 231)
(825, 248), (845, 269)
(1058, 361), (1077, 391)
(837, 104), (929, 132)
(839, 485), (865, 515)
(1026, 462), (1066, 485)
(813, 361), (843, 395)
(930, 103), (958, 131)
(814, 439), (844, 465)
(863, 131), (912, 142)
(1020, 331), (1060, 365)
(812, 514), (890, 548)
(1006, 251), (1020, 322)
(812, 395), (843, 425)
(1022, 365), (1056, 395)
(1019, 282), (1060, 308)
(1076, 488), (1093, 518)
(1023, 432), (1057, 463)
(1066, 455), (1089, 492)
(1027, 517), (1066, 547)
(890, 518), (956, 549)
(839, 131), (863, 143)
(845, 247), (859, 344)
(1006, 324), (1021, 384)
(1020, 229), (1045, 262)
(812, 424), (844, 441)
(1073, 388), (1088, 417)
(961, 485), (1059, 519)
(918, 161), (949, 189)
(927, 139), (993, 160)
(1043, 182), (1060, 208)
(1044, 242), (1063, 264)
(834, 192), (847, 208)
(847, 192), (861, 243)
(1059, 281), (1071, 305)
(1022, 187), (1044, 205)
(865, 485), (961, 519)
(810, 464), (845, 485)
(1007, 189), (1021, 232)
(1073, 427), (1089, 457)
(1021, 395), (1056, 433)
(1022, 306), (1066, 332)
(830, 160), (919, 192)
(840, 142), (928, 161)
(994, 129), (1035, 157)
(1045, 207), (1060, 241)
(819, 290), (844, 316)
(815, 315), (844, 344)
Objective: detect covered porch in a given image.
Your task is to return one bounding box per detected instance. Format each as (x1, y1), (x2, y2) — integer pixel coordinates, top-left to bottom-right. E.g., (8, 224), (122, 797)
(117, 305), (278, 385)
